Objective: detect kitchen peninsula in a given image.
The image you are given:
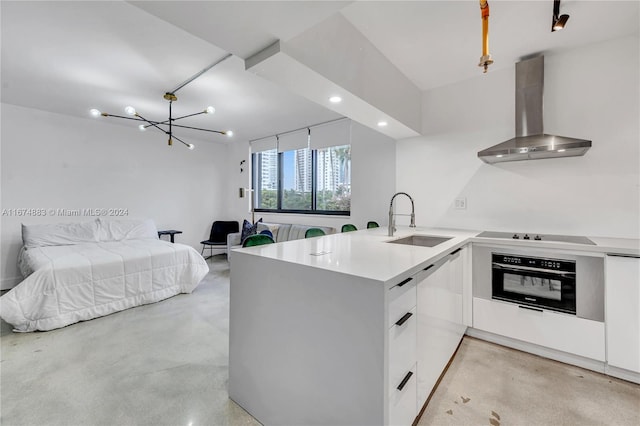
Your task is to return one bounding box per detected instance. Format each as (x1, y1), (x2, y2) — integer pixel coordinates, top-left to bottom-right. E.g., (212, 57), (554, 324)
(228, 227), (639, 425)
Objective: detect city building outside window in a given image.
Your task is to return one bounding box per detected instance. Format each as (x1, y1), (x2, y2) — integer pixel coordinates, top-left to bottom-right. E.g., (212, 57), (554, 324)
(252, 144), (351, 215)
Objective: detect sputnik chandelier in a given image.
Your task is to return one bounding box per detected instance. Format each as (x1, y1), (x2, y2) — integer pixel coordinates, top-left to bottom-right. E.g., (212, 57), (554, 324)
(90, 54), (233, 150)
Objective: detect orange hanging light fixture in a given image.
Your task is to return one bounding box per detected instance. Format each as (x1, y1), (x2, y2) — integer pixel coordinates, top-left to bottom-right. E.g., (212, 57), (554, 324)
(478, 0), (494, 73)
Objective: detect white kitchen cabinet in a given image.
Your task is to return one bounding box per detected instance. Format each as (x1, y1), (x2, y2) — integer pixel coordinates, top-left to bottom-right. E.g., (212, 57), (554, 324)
(229, 234), (474, 426)
(605, 255), (640, 377)
(387, 281), (418, 425)
(473, 297), (605, 360)
(416, 247), (468, 407)
(389, 363), (417, 426)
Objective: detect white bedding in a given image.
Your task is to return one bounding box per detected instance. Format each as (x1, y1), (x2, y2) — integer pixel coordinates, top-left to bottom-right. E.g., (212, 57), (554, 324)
(1, 239), (209, 332)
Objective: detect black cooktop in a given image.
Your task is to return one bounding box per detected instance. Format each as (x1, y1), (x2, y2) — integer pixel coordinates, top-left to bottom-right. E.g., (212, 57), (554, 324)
(477, 231), (595, 245)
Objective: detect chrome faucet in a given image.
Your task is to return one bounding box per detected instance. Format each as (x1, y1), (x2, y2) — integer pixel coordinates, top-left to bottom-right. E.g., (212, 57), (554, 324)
(389, 192), (416, 236)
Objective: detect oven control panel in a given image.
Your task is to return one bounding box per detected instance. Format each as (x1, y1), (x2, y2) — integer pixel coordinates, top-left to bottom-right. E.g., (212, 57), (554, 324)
(494, 254), (575, 272)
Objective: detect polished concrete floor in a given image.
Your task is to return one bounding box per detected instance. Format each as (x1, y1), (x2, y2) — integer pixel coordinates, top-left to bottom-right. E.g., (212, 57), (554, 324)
(0, 256), (259, 426)
(1, 256), (639, 425)
(418, 337), (640, 426)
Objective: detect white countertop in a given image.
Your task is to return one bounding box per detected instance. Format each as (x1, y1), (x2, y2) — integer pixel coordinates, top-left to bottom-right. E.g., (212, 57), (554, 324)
(471, 235), (640, 256)
(235, 227), (475, 283)
(234, 226), (640, 284)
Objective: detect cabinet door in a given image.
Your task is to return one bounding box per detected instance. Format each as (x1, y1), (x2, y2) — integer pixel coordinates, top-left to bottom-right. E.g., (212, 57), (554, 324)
(606, 255), (640, 373)
(388, 363), (417, 426)
(416, 254), (465, 406)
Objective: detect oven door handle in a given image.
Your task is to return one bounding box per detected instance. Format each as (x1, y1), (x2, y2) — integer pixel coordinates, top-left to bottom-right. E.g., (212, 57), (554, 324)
(492, 262), (576, 276)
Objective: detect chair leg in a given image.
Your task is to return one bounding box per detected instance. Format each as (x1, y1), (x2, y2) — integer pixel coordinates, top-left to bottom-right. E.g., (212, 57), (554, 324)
(204, 245), (213, 260)
(201, 245), (205, 256)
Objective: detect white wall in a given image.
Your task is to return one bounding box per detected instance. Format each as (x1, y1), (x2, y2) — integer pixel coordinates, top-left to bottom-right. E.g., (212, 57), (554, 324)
(227, 120), (396, 231)
(1, 104), (229, 289)
(397, 35), (639, 239)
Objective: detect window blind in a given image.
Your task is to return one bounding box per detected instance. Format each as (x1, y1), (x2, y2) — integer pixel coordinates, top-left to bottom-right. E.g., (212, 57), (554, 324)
(309, 119), (351, 150)
(277, 129), (309, 153)
(250, 136), (278, 153)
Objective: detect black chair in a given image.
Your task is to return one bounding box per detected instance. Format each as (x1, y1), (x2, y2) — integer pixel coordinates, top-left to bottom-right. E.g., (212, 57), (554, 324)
(201, 221), (239, 259)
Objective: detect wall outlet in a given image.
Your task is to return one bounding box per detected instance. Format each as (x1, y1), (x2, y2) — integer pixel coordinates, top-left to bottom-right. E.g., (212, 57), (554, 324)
(455, 197), (467, 210)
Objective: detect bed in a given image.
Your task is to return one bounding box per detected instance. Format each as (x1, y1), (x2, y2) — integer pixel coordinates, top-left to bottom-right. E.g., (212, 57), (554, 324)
(0, 218), (209, 332)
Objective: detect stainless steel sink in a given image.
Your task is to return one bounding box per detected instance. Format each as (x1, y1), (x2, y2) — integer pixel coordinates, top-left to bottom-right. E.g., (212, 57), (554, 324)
(387, 235), (453, 247)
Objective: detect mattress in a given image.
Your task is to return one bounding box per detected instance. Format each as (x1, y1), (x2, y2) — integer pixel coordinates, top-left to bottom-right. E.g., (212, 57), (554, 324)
(1, 239), (209, 332)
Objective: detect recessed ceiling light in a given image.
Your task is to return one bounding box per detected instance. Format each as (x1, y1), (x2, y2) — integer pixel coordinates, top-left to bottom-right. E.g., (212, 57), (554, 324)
(557, 149), (566, 152)
(377, 121), (388, 127)
(329, 96), (342, 103)
(496, 154), (504, 158)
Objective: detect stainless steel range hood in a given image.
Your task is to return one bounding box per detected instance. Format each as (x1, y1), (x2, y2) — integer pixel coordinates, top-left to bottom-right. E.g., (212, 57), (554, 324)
(478, 56), (591, 164)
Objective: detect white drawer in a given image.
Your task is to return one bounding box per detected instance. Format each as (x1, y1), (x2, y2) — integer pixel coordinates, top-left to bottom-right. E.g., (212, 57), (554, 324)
(388, 362), (417, 426)
(473, 297), (605, 361)
(388, 306), (417, 397)
(388, 277), (417, 329)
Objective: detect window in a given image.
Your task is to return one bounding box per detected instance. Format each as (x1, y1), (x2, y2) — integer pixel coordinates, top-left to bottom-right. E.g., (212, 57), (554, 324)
(282, 147), (312, 210)
(252, 144), (351, 215)
(253, 149), (278, 210)
(316, 145), (351, 211)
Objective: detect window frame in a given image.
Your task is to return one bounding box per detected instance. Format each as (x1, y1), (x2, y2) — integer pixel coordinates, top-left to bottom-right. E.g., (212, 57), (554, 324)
(252, 146), (351, 216)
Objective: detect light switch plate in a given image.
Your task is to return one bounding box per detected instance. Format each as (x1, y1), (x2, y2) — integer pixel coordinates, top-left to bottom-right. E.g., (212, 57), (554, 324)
(455, 197), (467, 210)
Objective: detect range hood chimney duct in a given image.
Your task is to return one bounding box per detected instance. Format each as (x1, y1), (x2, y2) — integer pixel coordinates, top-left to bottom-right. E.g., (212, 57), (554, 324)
(478, 56), (591, 164)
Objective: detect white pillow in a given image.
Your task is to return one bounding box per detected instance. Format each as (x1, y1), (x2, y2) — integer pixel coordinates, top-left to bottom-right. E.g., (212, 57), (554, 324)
(22, 220), (100, 248)
(97, 218), (159, 241)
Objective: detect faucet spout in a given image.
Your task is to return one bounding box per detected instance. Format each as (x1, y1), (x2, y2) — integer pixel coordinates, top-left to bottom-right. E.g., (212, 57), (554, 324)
(388, 192), (416, 236)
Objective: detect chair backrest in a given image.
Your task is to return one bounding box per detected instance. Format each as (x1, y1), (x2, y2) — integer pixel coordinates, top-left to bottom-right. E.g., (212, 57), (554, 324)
(210, 221), (240, 243)
(259, 229), (274, 239)
(242, 234), (275, 248)
(341, 224), (357, 233)
(305, 228), (326, 238)
(367, 221), (380, 229)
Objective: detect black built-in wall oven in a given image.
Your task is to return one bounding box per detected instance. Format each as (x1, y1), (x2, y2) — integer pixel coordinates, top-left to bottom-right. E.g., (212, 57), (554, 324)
(473, 245), (604, 322)
(491, 253), (576, 314)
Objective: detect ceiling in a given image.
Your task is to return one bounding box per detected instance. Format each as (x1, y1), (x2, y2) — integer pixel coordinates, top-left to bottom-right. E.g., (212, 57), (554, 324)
(341, 0), (640, 91)
(1, 1), (638, 144)
(0, 1), (342, 144)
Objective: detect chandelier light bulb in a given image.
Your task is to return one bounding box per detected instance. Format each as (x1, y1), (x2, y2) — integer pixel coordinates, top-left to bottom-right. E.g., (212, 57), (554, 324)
(205, 106), (216, 114)
(124, 106), (136, 116)
(138, 124), (146, 131)
(329, 96), (342, 103)
(226, 130), (234, 137)
(90, 108), (101, 117)
(188, 143), (195, 150)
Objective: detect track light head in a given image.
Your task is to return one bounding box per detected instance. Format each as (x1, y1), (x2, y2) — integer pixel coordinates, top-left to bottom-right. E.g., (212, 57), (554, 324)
(552, 0), (570, 32)
(552, 14), (570, 31)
